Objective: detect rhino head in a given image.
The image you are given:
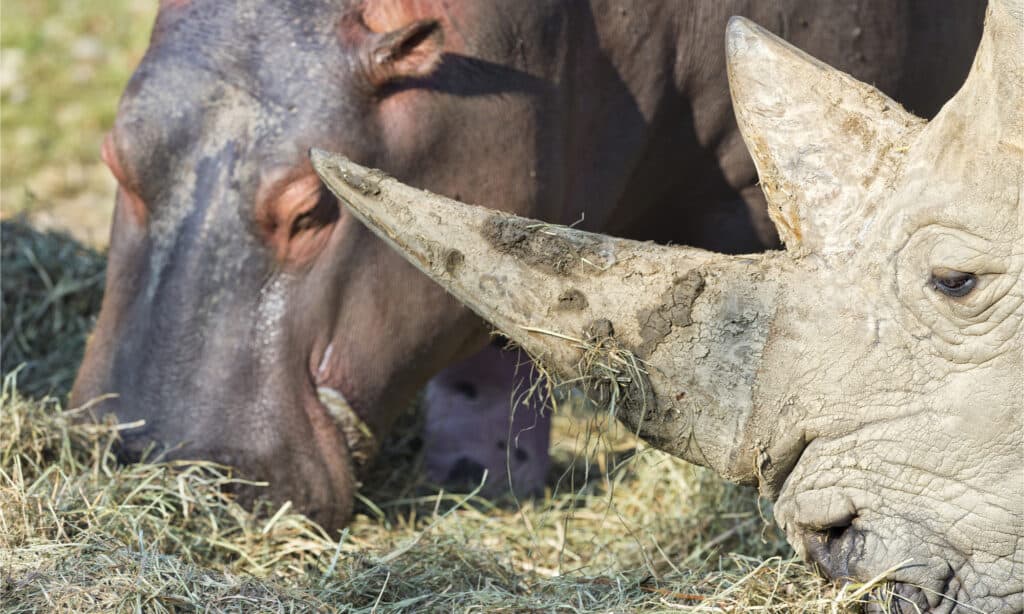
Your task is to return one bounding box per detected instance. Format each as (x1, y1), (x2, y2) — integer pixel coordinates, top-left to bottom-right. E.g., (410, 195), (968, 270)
(313, 1), (1022, 610)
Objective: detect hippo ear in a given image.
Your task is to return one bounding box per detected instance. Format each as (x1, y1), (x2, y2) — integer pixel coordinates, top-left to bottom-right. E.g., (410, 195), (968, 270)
(365, 19), (444, 87)
(725, 17), (925, 256)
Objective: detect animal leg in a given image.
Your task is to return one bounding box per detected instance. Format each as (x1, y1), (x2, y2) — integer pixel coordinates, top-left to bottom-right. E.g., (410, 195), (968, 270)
(422, 342), (551, 498)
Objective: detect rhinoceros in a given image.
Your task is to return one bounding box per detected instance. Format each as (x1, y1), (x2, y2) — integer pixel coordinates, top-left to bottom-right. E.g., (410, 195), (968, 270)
(312, 1), (1023, 609)
(71, 0), (984, 530)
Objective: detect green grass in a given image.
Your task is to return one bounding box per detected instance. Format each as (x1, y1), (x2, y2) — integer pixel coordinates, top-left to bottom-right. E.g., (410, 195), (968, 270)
(1, 0), (155, 238)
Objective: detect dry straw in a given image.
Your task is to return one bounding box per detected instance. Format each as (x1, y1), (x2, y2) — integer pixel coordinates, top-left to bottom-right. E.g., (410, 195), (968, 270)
(0, 222), (898, 612)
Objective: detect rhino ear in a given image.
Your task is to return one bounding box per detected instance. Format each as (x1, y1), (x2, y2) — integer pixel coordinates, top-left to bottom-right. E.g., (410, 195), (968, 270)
(725, 17), (924, 255)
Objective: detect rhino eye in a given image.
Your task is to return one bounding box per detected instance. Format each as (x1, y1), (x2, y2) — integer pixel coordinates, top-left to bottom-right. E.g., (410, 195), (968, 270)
(930, 268), (977, 297)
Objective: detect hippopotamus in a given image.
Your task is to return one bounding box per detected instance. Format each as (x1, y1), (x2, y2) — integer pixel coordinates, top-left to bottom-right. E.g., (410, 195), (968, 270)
(71, 0), (984, 530)
(313, 1), (1023, 610)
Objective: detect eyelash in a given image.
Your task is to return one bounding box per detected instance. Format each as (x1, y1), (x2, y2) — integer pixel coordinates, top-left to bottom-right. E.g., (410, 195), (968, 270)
(930, 271), (977, 298)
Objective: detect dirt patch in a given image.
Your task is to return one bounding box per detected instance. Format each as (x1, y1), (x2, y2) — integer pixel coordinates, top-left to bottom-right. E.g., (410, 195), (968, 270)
(841, 114), (876, 152)
(636, 270), (705, 357)
(585, 318), (615, 341)
(442, 247), (464, 275)
(481, 214), (606, 276)
(556, 288), (588, 311)
(571, 318), (656, 428)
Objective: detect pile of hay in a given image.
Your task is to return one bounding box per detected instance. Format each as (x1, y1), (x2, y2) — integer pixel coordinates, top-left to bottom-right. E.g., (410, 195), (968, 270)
(1, 221), (106, 397)
(0, 222), (885, 612)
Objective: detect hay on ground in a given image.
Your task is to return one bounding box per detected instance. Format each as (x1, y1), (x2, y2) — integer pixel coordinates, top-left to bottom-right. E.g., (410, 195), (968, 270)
(1, 221), (106, 398)
(0, 222), (895, 612)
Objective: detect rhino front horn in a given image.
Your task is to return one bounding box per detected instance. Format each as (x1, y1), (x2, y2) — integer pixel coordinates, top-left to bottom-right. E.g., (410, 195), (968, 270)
(312, 149), (783, 486)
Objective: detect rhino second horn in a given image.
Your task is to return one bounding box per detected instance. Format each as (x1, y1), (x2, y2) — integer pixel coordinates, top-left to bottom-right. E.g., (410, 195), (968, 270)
(312, 149), (783, 484)
(921, 0), (1023, 156)
(725, 16), (925, 257)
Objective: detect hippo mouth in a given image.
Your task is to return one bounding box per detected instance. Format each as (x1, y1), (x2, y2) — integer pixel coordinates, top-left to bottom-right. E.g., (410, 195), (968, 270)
(311, 342), (380, 473)
(314, 385), (378, 470)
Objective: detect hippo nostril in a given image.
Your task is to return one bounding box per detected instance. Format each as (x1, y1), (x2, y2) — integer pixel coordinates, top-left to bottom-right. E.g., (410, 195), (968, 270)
(452, 380), (477, 399)
(514, 448), (528, 463)
(112, 429), (155, 464)
(496, 439), (506, 450)
(114, 442), (142, 464)
(445, 457), (487, 486)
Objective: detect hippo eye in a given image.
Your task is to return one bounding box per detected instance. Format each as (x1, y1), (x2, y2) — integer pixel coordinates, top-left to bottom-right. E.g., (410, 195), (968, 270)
(930, 268), (977, 298)
(290, 185), (340, 238)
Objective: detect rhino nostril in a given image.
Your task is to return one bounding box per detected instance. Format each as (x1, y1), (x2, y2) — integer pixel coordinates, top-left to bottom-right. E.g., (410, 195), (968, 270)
(821, 523), (847, 543)
(112, 429), (154, 464)
(803, 520), (858, 581)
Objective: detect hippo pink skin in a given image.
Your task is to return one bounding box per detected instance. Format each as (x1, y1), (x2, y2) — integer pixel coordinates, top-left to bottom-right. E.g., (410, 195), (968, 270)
(71, 0), (983, 531)
(424, 343), (550, 497)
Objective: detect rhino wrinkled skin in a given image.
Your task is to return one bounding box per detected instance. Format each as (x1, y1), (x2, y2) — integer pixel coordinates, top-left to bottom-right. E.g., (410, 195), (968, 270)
(314, 1), (1023, 610)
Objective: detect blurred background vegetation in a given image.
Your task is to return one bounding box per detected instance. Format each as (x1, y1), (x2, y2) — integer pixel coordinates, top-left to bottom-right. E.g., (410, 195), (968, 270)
(2, 0), (156, 245)
(2, 0), (156, 395)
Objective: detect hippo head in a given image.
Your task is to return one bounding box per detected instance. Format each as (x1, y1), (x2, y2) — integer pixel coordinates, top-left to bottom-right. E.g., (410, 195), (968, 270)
(314, 2), (1022, 610)
(71, 0), (564, 529)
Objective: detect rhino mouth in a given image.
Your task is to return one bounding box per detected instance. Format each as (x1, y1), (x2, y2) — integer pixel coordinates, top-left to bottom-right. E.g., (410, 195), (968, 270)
(865, 578), (964, 614)
(801, 526), (968, 614)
